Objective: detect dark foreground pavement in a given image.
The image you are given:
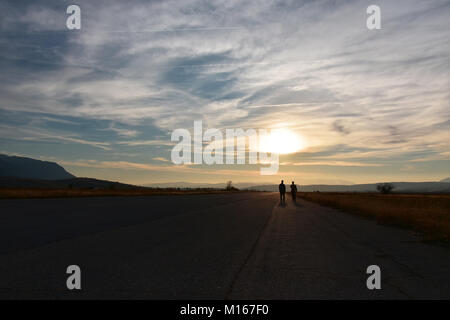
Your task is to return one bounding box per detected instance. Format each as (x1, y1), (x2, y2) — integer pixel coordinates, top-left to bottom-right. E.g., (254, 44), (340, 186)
(0, 192), (449, 299)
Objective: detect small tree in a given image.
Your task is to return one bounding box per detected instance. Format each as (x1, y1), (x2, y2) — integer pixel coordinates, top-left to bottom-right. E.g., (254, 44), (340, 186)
(226, 180), (233, 191)
(376, 183), (394, 194)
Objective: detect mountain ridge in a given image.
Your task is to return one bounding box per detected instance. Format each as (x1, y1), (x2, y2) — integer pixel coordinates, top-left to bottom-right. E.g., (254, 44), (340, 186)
(1, 154), (449, 193)
(0, 154), (74, 180)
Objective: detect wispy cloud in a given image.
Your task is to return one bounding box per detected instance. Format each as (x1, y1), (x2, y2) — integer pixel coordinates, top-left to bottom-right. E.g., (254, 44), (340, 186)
(0, 0), (449, 183)
(152, 157), (170, 162)
(0, 124), (112, 150)
(283, 161), (384, 167)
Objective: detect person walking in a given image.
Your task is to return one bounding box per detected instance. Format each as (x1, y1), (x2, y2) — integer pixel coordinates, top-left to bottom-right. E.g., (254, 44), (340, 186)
(290, 181), (298, 203)
(279, 180), (286, 204)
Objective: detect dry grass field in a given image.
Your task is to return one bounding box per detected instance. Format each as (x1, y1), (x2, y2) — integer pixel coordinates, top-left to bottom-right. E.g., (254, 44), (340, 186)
(298, 192), (450, 242)
(0, 188), (242, 199)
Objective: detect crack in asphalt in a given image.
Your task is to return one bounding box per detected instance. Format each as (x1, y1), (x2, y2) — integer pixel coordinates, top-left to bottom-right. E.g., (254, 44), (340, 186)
(224, 202), (278, 300)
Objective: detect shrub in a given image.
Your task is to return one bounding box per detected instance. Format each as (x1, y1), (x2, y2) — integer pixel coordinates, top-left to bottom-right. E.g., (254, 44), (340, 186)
(377, 183), (394, 194)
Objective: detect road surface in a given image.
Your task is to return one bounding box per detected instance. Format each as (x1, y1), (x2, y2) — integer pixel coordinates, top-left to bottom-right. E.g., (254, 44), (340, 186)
(0, 192), (449, 299)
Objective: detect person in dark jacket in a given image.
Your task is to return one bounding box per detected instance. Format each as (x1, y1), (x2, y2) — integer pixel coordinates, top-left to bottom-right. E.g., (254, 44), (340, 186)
(279, 180), (286, 204)
(290, 181), (298, 202)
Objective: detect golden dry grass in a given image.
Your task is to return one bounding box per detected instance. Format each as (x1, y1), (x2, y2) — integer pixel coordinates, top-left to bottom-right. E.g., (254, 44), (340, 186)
(298, 192), (450, 242)
(0, 188), (243, 199)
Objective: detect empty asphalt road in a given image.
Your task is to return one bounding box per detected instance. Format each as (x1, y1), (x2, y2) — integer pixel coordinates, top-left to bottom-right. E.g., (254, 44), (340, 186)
(0, 192), (449, 299)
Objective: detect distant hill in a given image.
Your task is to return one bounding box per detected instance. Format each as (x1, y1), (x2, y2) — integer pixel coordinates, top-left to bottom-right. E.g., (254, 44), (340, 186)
(441, 178), (450, 183)
(0, 154), (75, 180)
(144, 180), (450, 193)
(247, 182), (450, 193)
(0, 177), (144, 190)
(143, 182), (261, 189)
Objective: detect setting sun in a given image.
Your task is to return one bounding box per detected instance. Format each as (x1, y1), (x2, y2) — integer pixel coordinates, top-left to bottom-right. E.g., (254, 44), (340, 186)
(259, 128), (305, 154)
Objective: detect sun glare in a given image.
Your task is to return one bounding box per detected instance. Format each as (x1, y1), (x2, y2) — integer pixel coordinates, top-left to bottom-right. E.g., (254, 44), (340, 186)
(259, 128), (304, 154)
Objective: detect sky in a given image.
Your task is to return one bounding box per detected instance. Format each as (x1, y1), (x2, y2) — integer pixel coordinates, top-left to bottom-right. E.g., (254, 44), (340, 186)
(0, 0), (449, 186)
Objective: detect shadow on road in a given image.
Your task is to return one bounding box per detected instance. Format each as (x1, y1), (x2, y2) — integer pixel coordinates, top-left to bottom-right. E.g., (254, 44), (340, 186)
(292, 201), (302, 208)
(280, 201), (302, 208)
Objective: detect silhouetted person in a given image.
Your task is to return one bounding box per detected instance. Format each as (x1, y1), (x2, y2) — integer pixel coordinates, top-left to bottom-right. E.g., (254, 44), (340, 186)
(290, 181), (297, 202)
(279, 180), (286, 204)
